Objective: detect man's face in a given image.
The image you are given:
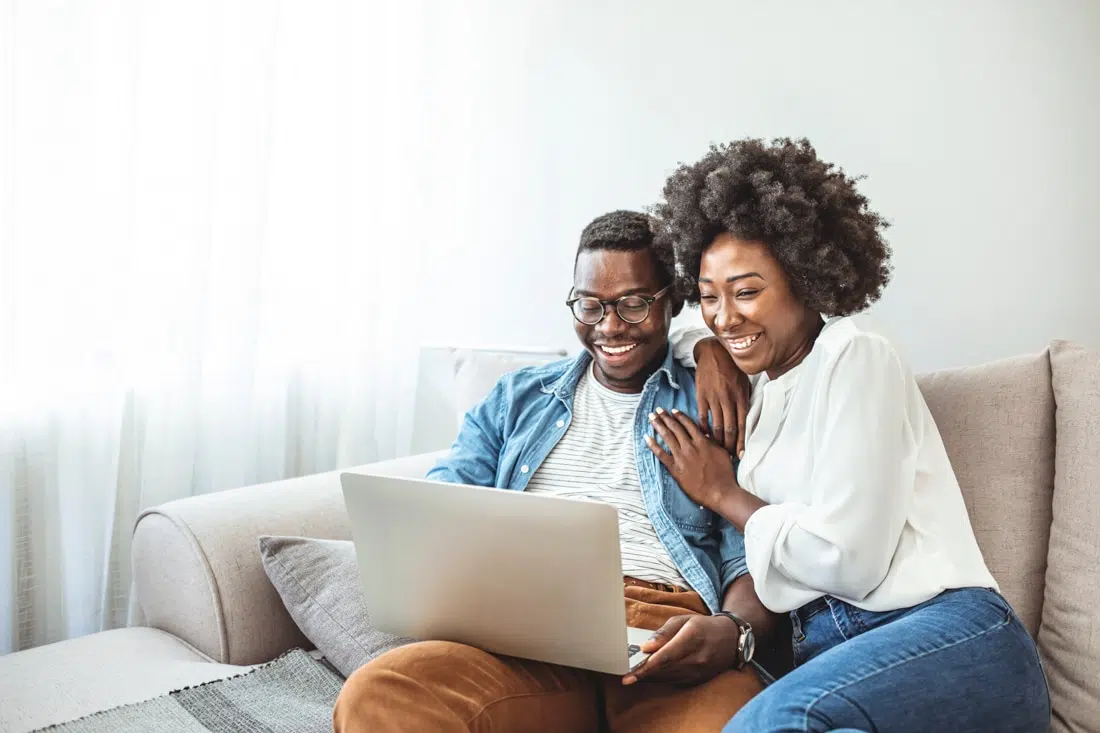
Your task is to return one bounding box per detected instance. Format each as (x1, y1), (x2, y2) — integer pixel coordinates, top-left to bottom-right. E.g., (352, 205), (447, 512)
(571, 249), (674, 393)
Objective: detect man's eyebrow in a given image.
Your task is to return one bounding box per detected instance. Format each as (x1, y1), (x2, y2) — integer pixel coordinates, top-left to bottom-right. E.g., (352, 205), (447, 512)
(697, 272), (763, 284)
(573, 286), (655, 297)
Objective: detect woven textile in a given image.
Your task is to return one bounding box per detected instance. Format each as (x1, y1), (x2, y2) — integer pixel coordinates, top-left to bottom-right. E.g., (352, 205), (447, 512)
(31, 649), (343, 733)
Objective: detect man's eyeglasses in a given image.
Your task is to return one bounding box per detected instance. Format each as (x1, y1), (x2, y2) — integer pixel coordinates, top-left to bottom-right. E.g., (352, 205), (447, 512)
(566, 285), (672, 326)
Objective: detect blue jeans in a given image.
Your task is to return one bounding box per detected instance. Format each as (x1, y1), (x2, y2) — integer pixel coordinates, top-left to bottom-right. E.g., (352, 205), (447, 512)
(725, 587), (1050, 733)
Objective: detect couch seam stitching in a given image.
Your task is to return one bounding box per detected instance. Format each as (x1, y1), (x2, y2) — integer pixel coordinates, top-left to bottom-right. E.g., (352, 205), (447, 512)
(134, 509), (229, 663)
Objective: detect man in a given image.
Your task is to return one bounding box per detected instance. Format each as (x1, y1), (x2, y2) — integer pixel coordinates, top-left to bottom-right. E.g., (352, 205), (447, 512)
(333, 211), (778, 733)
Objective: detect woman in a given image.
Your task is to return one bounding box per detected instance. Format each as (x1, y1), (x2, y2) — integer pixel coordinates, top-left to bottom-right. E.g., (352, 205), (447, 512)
(641, 138), (1050, 732)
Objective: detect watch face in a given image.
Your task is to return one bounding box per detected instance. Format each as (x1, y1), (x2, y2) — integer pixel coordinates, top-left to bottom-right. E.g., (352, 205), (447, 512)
(742, 631), (755, 663)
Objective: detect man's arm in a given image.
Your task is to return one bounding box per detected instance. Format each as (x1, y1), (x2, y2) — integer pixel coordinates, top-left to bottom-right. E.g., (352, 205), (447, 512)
(723, 573), (778, 650)
(425, 379), (507, 487)
(718, 522), (776, 645)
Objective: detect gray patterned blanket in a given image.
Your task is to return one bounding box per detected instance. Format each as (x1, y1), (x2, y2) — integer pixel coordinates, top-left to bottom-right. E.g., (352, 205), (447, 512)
(32, 649), (343, 733)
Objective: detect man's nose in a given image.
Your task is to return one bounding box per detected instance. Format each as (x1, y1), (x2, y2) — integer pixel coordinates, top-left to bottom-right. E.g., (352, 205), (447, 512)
(595, 307), (630, 337)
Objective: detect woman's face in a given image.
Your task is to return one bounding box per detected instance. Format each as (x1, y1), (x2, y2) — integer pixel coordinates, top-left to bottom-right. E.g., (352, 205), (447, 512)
(698, 233), (821, 378)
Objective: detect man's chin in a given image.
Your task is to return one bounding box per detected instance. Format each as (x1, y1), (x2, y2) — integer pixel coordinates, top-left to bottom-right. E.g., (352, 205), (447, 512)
(592, 358), (645, 386)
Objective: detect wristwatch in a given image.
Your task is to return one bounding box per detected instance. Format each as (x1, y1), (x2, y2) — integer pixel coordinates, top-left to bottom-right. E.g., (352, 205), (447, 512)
(714, 611), (755, 669)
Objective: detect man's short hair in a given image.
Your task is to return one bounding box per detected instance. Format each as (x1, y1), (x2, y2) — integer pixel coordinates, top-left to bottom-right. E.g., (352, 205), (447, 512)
(576, 210), (675, 287)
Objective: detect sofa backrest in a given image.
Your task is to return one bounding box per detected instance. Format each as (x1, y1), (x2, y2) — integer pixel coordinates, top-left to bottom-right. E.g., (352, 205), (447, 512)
(915, 348), (1056, 637)
(917, 341), (1100, 733)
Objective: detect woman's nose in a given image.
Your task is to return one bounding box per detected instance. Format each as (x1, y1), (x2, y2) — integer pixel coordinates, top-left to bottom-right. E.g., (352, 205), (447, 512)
(714, 300), (741, 331)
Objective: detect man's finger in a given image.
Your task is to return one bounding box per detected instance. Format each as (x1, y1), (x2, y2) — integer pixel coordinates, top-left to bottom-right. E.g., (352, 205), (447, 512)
(641, 615), (691, 653)
(629, 618), (702, 683)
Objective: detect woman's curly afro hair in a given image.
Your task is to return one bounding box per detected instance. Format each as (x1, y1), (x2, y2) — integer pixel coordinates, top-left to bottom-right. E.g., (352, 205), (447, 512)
(650, 138), (892, 316)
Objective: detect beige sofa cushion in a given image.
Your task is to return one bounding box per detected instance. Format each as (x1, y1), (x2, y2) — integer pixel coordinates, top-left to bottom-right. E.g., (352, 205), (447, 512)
(1038, 340), (1100, 733)
(0, 627), (248, 733)
(916, 349), (1055, 636)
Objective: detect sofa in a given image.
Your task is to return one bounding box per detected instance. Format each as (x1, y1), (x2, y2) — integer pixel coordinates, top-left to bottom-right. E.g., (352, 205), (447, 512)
(1, 339), (1097, 733)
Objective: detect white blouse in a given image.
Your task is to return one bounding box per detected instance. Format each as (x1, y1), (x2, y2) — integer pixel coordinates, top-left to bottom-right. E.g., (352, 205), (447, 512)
(734, 316), (998, 613)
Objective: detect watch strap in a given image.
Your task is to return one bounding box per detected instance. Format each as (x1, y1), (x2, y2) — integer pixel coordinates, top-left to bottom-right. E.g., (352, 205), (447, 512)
(713, 611), (751, 668)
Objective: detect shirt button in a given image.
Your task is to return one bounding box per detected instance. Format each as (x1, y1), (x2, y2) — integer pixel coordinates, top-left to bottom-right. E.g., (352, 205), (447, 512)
(520, 465), (529, 474)
(556, 420), (565, 428)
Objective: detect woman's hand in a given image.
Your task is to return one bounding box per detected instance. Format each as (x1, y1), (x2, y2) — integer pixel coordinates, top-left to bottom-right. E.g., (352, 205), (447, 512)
(645, 408), (766, 529)
(622, 614), (741, 686)
(692, 337), (751, 459)
(644, 408), (739, 510)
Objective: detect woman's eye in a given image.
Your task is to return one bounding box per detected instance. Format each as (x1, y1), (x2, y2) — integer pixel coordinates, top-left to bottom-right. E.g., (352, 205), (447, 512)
(699, 293), (718, 302)
(736, 289), (759, 298)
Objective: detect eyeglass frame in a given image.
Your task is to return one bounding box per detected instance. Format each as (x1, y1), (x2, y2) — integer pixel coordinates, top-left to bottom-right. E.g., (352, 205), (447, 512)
(565, 284), (673, 325)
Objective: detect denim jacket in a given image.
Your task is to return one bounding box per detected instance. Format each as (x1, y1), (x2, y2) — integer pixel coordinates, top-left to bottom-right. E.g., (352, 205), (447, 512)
(426, 346), (748, 613)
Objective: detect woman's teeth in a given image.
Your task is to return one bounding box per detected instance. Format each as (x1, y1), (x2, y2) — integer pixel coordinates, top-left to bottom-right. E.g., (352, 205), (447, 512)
(730, 334), (760, 351)
(600, 344), (637, 355)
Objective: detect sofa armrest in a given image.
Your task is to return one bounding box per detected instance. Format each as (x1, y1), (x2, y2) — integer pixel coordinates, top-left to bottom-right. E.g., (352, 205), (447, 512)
(131, 450), (446, 665)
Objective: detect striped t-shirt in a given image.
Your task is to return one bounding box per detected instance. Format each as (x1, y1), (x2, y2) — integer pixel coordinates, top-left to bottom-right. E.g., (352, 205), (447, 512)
(525, 364), (689, 589)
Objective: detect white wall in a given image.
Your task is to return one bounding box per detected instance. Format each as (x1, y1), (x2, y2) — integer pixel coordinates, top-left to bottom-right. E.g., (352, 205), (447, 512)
(411, 0), (1099, 373)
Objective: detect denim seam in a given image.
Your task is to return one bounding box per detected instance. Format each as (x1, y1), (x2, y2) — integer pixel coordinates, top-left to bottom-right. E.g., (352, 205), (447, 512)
(800, 613), (1012, 731)
(826, 600), (852, 643)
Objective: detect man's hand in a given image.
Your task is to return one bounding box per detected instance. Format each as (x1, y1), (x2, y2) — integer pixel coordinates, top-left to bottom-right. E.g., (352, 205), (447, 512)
(622, 614), (741, 687)
(692, 337), (750, 459)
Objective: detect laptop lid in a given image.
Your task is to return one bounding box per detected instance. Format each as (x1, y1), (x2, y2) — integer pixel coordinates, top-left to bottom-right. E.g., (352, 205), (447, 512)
(340, 471), (634, 675)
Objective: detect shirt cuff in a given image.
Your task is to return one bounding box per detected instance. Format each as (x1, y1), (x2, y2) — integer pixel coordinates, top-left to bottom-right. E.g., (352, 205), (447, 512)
(719, 556), (750, 597)
(743, 502), (800, 584)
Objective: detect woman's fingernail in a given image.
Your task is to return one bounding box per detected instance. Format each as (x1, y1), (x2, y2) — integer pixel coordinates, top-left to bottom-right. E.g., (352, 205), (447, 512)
(655, 407), (665, 414)
(648, 412), (656, 421)
(671, 408), (680, 414)
(738, 450), (745, 459)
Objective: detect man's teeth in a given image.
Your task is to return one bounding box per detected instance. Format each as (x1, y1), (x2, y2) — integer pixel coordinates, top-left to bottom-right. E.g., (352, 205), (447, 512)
(730, 334), (760, 350)
(601, 344), (637, 355)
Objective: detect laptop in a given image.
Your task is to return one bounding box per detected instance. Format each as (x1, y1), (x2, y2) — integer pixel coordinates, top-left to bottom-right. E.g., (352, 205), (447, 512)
(339, 472), (654, 676)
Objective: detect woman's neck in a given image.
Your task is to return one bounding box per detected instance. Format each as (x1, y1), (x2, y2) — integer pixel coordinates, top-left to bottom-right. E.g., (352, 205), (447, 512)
(766, 313), (824, 381)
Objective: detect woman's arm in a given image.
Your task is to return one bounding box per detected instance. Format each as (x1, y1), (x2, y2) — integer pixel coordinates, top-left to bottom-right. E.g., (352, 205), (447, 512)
(670, 325), (751, 458)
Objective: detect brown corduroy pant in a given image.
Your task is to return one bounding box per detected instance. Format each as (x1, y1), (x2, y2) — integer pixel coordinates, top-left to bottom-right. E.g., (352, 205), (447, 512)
(332, 585), (763, 733)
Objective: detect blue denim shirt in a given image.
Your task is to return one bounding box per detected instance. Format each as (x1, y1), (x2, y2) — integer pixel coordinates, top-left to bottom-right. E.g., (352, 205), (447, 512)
(426, 346), (748, 613)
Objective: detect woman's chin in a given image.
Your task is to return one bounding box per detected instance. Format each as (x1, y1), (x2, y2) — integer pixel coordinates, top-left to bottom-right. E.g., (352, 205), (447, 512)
(729, 351), (767, 376)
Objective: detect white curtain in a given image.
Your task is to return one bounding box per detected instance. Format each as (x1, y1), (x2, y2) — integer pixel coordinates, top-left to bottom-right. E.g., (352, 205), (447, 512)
(0, 0), (430, 654)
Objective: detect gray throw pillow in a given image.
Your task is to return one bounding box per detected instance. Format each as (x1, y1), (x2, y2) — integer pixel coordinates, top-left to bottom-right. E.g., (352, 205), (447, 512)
(258, 535), (414, 678)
